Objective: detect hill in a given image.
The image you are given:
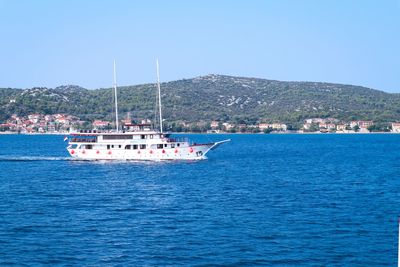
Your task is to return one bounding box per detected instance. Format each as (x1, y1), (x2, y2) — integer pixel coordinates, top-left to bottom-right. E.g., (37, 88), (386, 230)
(1, 75), (400, 126)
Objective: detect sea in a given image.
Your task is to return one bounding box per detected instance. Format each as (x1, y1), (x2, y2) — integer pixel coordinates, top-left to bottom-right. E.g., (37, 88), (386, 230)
(0, 133), (399, 266)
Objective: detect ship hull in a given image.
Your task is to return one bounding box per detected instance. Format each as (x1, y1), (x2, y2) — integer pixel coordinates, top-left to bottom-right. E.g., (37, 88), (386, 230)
(67, 143), (216, 161)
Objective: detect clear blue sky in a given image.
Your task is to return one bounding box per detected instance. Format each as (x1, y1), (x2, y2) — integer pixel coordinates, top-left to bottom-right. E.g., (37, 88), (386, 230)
(0, 0), (399, 92)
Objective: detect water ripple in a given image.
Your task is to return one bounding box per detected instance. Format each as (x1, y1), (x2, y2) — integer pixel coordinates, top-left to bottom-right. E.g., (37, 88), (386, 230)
(0, 134), (399, 266)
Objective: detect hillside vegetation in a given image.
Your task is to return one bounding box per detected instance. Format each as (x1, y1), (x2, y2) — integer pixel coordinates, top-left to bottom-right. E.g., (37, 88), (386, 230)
(1, 75), (400, 125)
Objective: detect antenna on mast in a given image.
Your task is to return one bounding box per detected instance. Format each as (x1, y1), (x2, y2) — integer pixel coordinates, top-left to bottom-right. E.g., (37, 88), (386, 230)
(113, 60), (119, 132)
(156, 59), (163, 133)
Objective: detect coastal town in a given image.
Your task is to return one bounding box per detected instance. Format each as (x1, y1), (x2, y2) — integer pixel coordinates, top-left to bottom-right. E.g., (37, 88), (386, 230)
(1, 113), (400, 134)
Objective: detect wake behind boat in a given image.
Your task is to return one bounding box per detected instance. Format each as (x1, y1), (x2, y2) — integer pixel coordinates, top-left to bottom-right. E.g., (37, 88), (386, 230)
(66, 60), (229, 160)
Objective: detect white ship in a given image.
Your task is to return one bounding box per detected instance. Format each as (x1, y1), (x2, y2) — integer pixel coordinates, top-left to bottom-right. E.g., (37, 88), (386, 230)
(66, 60), (230, 160)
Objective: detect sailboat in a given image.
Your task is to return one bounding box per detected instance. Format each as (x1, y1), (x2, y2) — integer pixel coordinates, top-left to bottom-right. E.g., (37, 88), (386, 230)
(66, 60), (230, 160)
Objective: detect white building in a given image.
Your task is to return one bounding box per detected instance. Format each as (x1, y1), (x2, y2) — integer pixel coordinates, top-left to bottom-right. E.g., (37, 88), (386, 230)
(392, 123), (400, 133)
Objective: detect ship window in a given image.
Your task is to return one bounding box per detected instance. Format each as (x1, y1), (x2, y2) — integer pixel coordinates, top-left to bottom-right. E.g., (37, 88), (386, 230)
(107, 145), (110, 149)
(125, 145), (131, 149)
(157, 144), (163, 149)
(140, 144), (146, 149)
(119, 145), (121, 148)
(86, 145), (93, 149)
(171, 144), (175, 148)
(70, 135), (97, 143)
(140, 135), (145, 139)
(177, 143), (180, 147)
(150, 135), (153, 139)
(164, 144), (167, 148)
(133, 145), (138, 150)
(111, 145), (114, 148)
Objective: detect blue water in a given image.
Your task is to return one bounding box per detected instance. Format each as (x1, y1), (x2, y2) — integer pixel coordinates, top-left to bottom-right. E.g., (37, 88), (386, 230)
(0, 134), (399, 266)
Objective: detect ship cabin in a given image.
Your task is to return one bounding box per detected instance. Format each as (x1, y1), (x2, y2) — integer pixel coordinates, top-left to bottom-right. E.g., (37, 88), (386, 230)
(123, 123), (152, 132)
(68, 130), (190, 152)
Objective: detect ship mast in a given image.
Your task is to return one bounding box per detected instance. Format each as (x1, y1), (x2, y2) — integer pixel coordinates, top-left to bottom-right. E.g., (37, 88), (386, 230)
(113, 60), (119, 132)
(156, 59), (163, 133)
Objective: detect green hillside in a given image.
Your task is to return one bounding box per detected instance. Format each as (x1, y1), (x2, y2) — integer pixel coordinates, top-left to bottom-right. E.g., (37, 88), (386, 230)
(1, 75), (400, 125)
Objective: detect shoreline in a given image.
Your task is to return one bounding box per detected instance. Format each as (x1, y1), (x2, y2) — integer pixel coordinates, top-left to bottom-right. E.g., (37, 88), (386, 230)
(0, 131), (398, 135)
(0, 132), (67, 135)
